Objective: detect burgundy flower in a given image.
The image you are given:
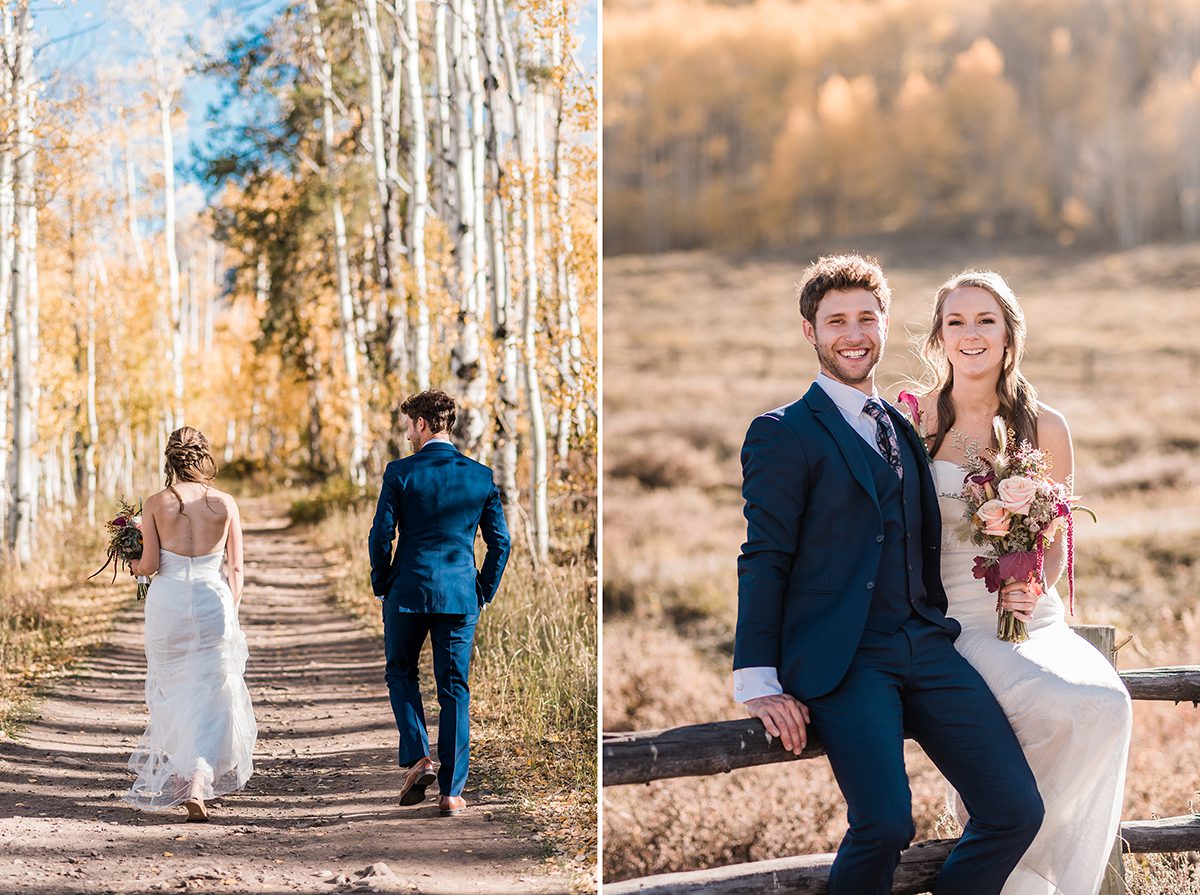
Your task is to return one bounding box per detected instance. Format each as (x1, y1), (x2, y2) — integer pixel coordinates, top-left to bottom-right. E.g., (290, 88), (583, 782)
(972, 556), (1002, 592)
(112, 517), (127, 527)
(997, 550), (1038, 583)
(969, 469), (996, 487)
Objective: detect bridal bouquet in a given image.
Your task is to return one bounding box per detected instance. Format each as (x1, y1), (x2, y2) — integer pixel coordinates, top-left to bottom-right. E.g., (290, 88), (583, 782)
(89, 499), (150, 600)
(957, 420), (1093, 643)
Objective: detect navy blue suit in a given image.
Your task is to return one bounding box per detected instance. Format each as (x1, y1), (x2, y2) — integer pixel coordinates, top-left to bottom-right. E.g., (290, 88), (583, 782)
(369, 439), (510, 796)
(735, 383), (1043, 895)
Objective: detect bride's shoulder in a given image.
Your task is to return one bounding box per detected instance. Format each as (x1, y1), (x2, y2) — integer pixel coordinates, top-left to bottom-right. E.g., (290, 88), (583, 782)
(1035, 402), (1071, 437)
(142, 488), (169, 508)
(208, 487), (238, 511)
(1035, 402), (1073, 458)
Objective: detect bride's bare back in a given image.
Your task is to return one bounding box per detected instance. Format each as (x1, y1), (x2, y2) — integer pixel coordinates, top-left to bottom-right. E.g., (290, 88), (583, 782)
(136, 482), (246, 606)
(150, 483), (235, 556)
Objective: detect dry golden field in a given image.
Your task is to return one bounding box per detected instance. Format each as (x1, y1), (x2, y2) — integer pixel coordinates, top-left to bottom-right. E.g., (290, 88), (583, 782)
(601, 238), (1200, 891)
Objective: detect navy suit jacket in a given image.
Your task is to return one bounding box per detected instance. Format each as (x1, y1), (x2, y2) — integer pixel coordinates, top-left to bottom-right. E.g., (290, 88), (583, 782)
(368, 440), (511, 615)
(733, 382), (958, 701)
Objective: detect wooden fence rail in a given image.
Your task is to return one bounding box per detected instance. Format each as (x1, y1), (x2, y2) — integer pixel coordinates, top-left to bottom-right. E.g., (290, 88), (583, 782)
(603, 666), (1200, 787)
(603, 816), (1200, 895)
(605, 653), (1200, 895)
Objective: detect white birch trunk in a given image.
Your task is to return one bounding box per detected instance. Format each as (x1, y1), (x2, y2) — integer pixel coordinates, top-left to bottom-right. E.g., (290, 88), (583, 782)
(224, 334), (240, 465)
(203, 238), (216, 352)
(309, 0), (368, 485)
(432, 0), (453, 223)
(402, 0), (432, 391)
(448, 0), (487, 454)
(60, 431), (76, 508)
(481, 0), (518, 506)
(26, 168), (38, 527)
(497, 0), (548, 561)
(122, 119), (147, 270)
(85, 262), (99, 523)
(0, 9), (13, 535)
(155, 76), (185, 428)
(8, 0), (35, 563)
(359, 0), (408, 388)
(552, 27), (585, 454)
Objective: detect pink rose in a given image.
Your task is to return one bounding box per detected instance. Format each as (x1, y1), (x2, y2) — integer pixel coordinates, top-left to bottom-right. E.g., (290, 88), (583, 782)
(975, 499), (1012, 537)
(998, 475), (1038, 515)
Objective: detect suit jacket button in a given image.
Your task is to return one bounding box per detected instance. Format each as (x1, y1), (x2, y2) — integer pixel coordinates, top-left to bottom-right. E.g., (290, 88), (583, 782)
(866, 581), (875, 590)
(875, 534), (884, 543)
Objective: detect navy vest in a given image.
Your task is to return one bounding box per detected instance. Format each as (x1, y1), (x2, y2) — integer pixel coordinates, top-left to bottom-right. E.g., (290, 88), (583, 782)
(852, 424), (937, 632)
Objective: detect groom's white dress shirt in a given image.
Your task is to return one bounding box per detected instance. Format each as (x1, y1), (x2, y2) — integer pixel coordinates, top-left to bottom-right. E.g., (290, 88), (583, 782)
(732, 372), (889, 703)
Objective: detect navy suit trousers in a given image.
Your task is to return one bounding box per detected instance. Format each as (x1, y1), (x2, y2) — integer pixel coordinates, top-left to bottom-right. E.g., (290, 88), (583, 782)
(806, 618), (1044, 895)
(383, 604), (477, 798)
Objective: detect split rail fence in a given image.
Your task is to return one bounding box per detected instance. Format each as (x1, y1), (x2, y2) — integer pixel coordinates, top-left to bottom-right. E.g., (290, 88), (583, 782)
(603, 626), (1200, 895)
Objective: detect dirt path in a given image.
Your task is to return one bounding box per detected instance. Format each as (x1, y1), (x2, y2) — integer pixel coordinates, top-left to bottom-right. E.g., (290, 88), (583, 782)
(0, 504), (568, 894)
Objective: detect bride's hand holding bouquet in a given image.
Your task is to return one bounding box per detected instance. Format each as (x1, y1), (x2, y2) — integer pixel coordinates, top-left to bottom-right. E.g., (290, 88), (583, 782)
(89, 498), (151, 600)
(958, 418), (1094, 643)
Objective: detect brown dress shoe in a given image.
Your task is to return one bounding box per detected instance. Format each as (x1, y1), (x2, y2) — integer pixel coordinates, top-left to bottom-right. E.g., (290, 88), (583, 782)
(439, 795), (466, 817)
(399, 757), (436, 806)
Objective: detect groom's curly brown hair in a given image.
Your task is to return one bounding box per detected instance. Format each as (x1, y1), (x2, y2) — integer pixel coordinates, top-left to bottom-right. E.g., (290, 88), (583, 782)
(400, 389), (457, 434)
(796, 254), (891, 325)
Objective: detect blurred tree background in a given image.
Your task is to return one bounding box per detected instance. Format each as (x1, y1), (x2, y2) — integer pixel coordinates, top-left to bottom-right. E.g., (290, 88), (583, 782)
(605, 0), (1200, 254)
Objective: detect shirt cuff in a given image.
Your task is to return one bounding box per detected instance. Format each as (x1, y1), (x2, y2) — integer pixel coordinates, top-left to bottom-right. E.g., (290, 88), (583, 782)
(732, 666), (783, 703)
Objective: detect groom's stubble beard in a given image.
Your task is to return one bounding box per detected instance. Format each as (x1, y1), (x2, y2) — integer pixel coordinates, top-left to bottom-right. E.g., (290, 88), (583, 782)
(813, 337), (883, 387)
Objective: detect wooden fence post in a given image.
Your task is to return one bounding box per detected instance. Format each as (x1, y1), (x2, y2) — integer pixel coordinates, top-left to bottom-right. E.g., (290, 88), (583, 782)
(1073, 624), (1126, 895)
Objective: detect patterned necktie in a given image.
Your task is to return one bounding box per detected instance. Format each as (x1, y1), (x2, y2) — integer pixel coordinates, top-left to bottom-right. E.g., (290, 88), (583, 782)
(862, 400), (904, 480)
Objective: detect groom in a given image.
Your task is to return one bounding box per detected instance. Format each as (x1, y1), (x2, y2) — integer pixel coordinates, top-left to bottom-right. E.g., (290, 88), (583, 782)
(369, 389), (510, 816)
(733, 255), (1043, 894)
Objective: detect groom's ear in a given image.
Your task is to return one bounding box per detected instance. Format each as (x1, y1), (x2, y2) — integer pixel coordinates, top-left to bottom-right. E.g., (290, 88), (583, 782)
(802, 318), (817, 347)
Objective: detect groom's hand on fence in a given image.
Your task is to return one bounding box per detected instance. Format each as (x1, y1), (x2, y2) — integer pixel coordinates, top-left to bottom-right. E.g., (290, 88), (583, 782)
(745, 694), (809, 755)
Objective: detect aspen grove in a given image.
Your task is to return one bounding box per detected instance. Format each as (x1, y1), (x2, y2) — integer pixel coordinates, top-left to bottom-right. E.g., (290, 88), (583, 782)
(0, 0), (597, 566)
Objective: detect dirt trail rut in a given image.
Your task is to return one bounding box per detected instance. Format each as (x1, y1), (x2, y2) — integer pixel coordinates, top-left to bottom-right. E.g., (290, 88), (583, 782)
(0, 505), (567, 894)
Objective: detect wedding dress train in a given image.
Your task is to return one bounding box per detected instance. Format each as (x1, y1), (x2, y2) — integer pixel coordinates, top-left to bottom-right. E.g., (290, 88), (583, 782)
(124, 548), (256, 810)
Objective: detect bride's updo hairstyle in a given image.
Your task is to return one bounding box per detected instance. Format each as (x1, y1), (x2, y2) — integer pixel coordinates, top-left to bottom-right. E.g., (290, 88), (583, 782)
(164, 427), (218, 513)
(920, 270), (1039, 457)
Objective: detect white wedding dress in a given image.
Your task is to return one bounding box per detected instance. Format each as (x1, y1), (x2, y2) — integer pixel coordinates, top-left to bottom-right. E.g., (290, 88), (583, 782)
(932, 460), (1132, 894)
(124, 548), (257, 810)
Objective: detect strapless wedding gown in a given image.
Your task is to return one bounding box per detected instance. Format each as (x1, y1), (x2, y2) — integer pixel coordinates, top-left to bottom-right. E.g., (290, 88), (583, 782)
(933, 460), (1132, 894)
(124, 549), (257, 809)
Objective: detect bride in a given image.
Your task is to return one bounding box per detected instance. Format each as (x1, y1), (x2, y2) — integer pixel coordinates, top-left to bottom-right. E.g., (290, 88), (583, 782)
(907, 270), (1132, 894)
(126, 426), (257, 821)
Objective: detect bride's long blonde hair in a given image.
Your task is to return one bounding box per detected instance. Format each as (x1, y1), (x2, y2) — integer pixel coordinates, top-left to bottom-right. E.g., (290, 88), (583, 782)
(919, 270), (1039, 457)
